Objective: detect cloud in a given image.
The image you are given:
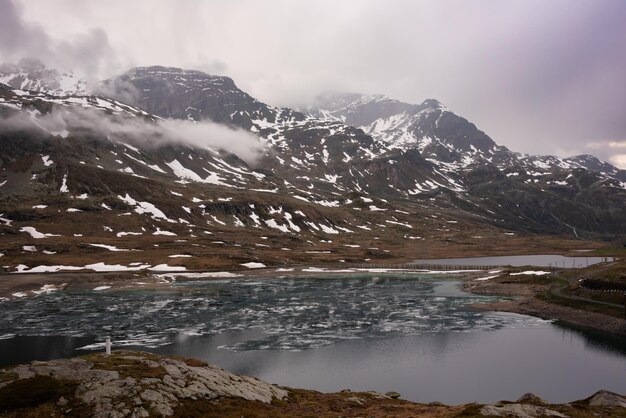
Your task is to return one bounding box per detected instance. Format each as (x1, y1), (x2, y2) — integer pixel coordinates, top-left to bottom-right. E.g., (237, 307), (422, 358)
(159, 119), (265, 164)
(606, 142), (626, 149)
(3, 0), (626, 163)
(610, 155), (626, 169)
(93, 77), (141, 106)
(586, 140), (626, 167)
(0, 105), (265, 163)
(0, 0), (119, 82)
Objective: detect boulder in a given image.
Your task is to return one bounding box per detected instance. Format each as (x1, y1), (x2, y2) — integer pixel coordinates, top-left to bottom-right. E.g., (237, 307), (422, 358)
(587, 390), (626, 408)
(385, 391), (401, 399)
(480, 403), (568, 418)
(517, 392), (548, 404)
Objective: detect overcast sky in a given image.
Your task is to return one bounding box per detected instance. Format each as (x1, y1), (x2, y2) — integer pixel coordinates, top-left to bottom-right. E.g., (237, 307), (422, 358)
(1, 0), (625, 167)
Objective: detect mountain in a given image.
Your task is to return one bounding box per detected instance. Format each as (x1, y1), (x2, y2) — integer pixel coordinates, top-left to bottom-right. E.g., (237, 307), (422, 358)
(1, 79), (458, 272)
(106, 68), (477, 203)
(308, 92), (518, 168)
(305, 91), (626, 233)
(0, 59), (87, 96)
(107, 69), (626, 234)
(309, 92), (626, 179)
(1, 64), (625, 273)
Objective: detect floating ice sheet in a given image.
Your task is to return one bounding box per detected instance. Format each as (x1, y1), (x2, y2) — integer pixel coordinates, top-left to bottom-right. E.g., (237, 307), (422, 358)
(0, 277), (550, 351)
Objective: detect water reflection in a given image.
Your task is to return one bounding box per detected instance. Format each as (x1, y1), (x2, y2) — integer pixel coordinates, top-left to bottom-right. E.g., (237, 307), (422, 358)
(554, 321), (626, 357)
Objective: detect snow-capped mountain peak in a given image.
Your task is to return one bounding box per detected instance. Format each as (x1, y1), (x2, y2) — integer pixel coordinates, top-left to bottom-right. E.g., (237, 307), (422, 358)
(307, 91), (514, 169)
(0, 59), (88, 96)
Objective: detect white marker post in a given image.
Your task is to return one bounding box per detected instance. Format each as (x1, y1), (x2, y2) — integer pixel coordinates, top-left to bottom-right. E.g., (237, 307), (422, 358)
(105, 336), (111, 355)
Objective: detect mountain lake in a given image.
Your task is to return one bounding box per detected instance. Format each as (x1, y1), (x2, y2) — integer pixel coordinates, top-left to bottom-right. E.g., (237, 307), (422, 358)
(0, 274), (624, 404)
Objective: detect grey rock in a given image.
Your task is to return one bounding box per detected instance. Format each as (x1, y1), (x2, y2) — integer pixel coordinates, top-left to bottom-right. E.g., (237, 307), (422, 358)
(141, 359), (160, 368)
(517, 393), (548, 404)
(151, 402), (174, 417)
(162, 364), (184, 380)
(0, 351), (288, 417)
(345, 396), (365, 405)
(480, 403), (568, 418)
(385, 391), (401, 399)
(140, 389), (165, 404)
(587, 390), (626, 408)
(131, 407), (150, 418)
(78, 382), (125, 403)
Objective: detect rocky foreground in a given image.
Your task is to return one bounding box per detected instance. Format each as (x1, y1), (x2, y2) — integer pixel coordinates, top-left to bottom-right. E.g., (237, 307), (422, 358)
(0, 351), (625, 417)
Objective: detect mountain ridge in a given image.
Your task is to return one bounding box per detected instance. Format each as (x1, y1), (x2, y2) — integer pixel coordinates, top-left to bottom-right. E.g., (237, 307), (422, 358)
(0, 63), (625, 274)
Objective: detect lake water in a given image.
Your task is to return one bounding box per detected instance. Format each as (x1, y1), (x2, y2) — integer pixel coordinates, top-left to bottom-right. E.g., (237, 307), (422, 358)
(413, 254), (615, 268)
(1, 274), (625, 404)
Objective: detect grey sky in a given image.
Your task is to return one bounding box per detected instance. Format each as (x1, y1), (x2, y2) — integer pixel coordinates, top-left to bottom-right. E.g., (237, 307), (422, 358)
(2, 0), (625, 167)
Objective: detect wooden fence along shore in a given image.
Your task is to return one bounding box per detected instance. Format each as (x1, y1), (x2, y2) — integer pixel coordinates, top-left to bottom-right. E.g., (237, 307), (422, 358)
(349, 263), (555, 271)
(350, 256), (616, 272)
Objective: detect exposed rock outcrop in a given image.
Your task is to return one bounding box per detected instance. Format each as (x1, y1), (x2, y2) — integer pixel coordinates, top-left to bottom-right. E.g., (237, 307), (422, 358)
(480, 403), (568, 418)
(0, 351), (287, 417)
(588, 390), (626, 408)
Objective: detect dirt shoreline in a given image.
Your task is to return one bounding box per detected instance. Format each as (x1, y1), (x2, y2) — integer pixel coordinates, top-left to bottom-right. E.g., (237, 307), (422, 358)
(472, 298), (626, 336)
(463, 273), (626, 337)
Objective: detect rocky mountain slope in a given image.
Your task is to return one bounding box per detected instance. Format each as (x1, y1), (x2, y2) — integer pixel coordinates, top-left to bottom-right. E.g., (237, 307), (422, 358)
(1, 78), (486, 273)
(107, 67), (626, 236)
(0, 63), (625, 274)
(306, 91), (626, 234)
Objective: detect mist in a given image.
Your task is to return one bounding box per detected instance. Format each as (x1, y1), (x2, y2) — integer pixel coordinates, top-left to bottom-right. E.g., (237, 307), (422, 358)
(0, 106), (265, 163)
(0, 0), (119, 86)
(1, 0), (625, 167)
